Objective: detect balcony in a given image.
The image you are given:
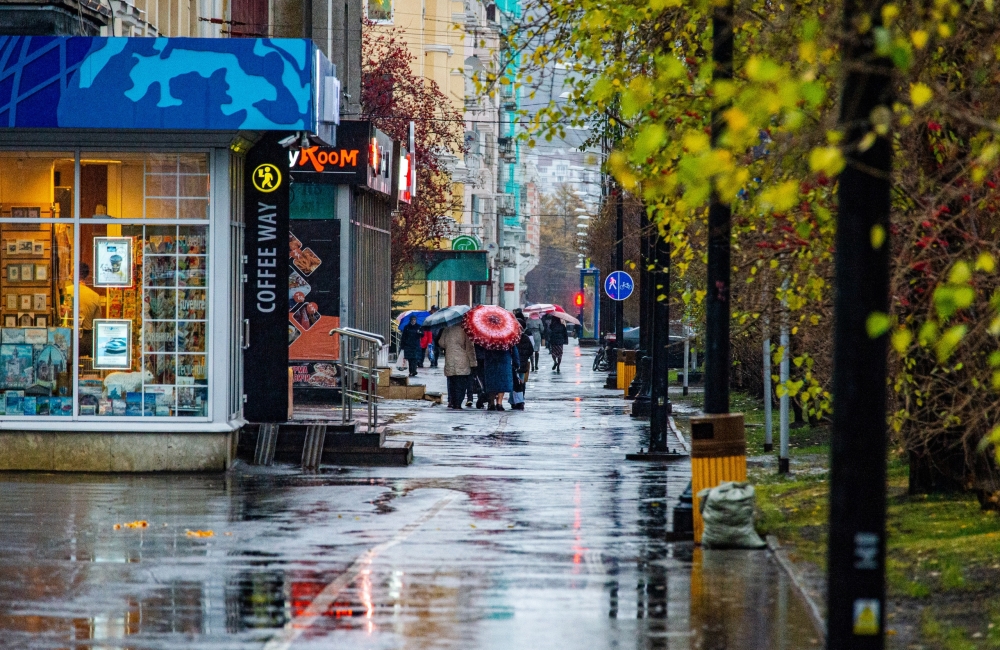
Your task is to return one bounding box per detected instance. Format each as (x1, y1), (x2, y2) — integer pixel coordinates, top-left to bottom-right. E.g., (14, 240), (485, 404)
(496, 193), (516, 217)
(498, 137), (516, 163)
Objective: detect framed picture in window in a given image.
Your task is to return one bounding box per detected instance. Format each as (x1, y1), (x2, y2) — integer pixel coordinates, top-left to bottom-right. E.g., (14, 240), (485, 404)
(34, 315), (47, 328)
(32, 294), (45, 311)
(6, 294), (15, 310)
(34, 265), (47, 281)
(7, 265), (19, 282)
(4, 242), (14, 255)
(93, 319), (131, 370)
(19, 295), (30, 310)
(15, 240), (32, 255)
(32, 242), (43, 255)
(93, 238), (133, 288)
(19, 264), (32, 282)
(3, 315), (15, 327)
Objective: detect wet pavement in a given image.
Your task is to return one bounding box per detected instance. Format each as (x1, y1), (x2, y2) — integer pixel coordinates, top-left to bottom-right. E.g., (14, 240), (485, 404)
(0, 344), (820, 649)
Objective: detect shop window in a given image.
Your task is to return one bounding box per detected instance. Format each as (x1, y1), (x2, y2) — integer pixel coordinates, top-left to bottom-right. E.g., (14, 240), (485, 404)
(77, 224), (208, 417)
(0, 154), (76, 416)
(0, 153), (75, 218)
(0, 151), (211, 419)
(82, 153), (209, 220)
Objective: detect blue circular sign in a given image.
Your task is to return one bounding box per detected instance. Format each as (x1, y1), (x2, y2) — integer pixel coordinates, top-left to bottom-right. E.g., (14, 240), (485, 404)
(604, 271), (635, 301)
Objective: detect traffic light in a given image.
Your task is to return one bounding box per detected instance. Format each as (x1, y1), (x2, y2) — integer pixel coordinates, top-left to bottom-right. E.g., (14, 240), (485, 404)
(574, 292), (585, 308)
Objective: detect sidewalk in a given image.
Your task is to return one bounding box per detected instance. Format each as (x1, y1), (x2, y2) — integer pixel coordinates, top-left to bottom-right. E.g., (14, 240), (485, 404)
(0, 343), (822, 648)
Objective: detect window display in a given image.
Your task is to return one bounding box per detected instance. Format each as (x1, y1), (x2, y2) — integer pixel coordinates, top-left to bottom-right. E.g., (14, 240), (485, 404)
(0, 151), (211, 419)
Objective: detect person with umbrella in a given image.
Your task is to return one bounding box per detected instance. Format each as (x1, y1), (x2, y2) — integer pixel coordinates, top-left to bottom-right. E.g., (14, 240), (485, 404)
(463, 305), (522, 411)
(548, 316), (569, 372)
(438, 318), (477, 409)
(510, 318), (535, 410)
(400, 315), (423, 377)
(525, 315), (543, 371)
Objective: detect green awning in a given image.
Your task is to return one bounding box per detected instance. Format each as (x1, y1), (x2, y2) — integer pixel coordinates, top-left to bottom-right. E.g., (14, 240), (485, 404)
(418, 250), (489, 281)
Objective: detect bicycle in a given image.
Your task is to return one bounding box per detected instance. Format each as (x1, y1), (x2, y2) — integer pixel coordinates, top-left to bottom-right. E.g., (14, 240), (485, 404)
(593, 342), (610, 372)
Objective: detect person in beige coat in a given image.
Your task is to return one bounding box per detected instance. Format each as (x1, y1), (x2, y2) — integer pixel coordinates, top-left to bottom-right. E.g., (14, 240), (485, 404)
(438, 324), (478, 409)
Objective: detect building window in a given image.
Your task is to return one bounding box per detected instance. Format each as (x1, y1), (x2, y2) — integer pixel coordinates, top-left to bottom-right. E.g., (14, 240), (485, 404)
(0, 151), (210, 419)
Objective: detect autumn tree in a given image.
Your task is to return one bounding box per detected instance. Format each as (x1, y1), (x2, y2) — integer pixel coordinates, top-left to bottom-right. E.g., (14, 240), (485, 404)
(500, 0), (1000, 490)
(361, 23), (466, 289)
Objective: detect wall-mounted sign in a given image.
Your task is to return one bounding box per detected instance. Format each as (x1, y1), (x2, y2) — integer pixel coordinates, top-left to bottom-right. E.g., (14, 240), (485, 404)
(288, 121), (396, 196)
(398, 120), (416, 205)
(0, 37), (334, 142)
(244, 133), (290, 423)
(93, 237), (133, 288)
(93, 320), (131, 370)
(451, 235), (480, 251)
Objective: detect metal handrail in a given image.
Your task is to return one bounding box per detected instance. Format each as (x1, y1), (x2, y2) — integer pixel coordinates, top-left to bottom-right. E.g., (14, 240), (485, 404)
(329, 327), (385, 432)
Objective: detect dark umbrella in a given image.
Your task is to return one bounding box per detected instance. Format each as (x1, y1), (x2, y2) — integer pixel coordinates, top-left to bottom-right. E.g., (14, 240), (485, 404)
(421, 304), (471, 330)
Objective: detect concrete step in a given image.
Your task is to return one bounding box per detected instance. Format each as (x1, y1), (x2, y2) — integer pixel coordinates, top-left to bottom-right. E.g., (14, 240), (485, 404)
(239, 422), (408, 466)
(322, 440), (413, 467)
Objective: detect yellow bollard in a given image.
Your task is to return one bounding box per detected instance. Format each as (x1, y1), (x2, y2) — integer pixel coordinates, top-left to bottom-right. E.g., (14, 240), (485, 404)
(617, 350), (636, 392)
(690, 413), (746, 544)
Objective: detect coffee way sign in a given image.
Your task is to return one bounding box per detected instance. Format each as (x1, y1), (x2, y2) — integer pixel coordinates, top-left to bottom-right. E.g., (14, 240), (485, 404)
(288, 121), (397, 197)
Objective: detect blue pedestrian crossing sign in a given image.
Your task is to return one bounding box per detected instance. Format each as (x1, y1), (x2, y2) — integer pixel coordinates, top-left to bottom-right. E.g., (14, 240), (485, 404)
(604, 271), (634, 301)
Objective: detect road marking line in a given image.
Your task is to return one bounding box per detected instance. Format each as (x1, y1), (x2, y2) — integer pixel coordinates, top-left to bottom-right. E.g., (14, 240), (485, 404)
(263, 494), (456, 650)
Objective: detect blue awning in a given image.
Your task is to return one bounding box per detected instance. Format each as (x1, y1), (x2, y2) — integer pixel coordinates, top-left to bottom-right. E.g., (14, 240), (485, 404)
(0, 36), (336, 142)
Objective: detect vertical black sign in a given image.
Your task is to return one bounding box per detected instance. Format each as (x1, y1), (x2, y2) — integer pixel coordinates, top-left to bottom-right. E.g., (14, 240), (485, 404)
(243, 134), (290, 422)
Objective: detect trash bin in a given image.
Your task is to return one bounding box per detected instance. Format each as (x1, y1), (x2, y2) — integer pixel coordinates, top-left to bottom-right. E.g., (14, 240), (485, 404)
(617, 349), (636, 392)
(689, 413), (746, 544)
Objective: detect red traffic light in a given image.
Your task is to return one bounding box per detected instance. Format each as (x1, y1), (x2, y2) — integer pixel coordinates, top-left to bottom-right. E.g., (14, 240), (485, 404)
(574, 292), (584, 308)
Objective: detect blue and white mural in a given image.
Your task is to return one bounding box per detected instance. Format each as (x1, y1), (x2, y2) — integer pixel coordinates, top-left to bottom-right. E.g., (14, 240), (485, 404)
(0, 36), (333, 133)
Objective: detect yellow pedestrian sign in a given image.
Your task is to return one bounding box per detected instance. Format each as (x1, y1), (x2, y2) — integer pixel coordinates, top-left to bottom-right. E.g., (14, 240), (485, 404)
(853, 598), (880, 636)
(253, 163), (282, 193)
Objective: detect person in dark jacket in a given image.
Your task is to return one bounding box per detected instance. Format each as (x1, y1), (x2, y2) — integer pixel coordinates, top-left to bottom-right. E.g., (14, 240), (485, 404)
(400, 316), (423, 377)
(510, 319), (535, 410)
(470, 343), (487, 407)
(483, 345), (518, 411)
(548, 319), (568, 372)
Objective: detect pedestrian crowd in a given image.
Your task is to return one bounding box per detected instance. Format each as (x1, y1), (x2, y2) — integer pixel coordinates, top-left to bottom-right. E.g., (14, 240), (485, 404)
(398, 304), (577, 412)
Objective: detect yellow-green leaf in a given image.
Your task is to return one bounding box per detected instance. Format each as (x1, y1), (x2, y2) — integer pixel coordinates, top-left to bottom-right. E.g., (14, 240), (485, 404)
(866, 312), (891, 338)
(910, 82), (932, 108)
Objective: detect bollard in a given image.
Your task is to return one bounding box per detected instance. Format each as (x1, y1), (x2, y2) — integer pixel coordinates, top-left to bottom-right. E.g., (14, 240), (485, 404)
(690, 413), (746, 544)
(617, 350), (637, 393)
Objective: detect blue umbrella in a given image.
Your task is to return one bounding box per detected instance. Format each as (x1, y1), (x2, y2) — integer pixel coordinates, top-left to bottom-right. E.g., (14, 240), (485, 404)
(396, 310), (430, 331)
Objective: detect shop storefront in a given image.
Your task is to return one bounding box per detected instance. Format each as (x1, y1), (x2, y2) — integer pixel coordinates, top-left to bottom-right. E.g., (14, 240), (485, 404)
(0, 36), (337, 470)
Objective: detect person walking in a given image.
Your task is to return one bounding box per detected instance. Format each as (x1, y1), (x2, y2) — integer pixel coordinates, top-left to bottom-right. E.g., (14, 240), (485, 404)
(438, 322), (476, 409)
(549, 318), (568, 372)
(510, 319), (534, 410)
(525, 316), (543, 371)
(419, 328), (433, 368)
(483, 345), (518, 411)
(470, 343), (486, 408)
(427, 306), (440, 367)
(400, 316), (423, 377)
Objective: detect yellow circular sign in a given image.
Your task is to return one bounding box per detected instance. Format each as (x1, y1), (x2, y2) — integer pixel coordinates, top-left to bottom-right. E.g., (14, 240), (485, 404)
(252, 163), (282, 193)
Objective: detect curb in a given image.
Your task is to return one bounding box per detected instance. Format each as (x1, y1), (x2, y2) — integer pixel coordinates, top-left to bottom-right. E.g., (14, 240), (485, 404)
(766, 535), (827, 643)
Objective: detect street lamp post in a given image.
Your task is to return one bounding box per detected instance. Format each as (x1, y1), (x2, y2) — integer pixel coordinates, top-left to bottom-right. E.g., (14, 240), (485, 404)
(827, 0), (892, 646)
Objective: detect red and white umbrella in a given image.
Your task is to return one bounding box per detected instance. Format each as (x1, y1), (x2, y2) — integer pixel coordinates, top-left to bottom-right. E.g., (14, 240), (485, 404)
(464, 305), (521, 350)
(523, 303), (566, 317)
(550, 311), (581, 326)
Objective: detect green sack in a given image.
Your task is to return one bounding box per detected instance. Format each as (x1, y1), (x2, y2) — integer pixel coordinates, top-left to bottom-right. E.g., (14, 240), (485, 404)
(698, 481), (767, 549)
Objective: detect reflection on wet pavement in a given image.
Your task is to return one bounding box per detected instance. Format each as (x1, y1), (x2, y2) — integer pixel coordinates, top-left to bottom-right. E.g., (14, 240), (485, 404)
(0, 344), (818, 649)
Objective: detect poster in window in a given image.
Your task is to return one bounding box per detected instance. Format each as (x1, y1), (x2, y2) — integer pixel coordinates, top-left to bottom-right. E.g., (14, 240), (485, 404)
(93, 319), (132, 369)
(93, 237), (133, 287)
